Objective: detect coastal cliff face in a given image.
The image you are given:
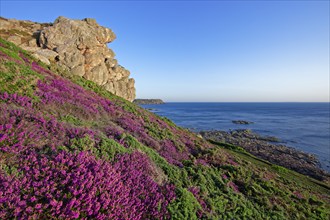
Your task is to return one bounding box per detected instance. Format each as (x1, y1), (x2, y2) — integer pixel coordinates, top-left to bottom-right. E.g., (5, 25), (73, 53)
(0, 16), (135, 101)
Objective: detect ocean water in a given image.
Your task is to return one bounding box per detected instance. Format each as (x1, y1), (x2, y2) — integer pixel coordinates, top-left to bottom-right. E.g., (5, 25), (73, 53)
(140, 103), (330, 172)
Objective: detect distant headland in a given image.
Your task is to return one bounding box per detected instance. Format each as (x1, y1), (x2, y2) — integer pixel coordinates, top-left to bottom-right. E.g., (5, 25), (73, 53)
(133, 99), (164, 104)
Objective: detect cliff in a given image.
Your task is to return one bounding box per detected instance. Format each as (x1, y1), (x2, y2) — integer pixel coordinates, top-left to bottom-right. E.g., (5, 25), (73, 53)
(0, 16), (135, 101)
(0, 36), (329, 219)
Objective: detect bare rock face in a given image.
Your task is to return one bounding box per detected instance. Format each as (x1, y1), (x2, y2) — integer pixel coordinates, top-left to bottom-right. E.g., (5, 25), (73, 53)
(0, 16), (136, 101)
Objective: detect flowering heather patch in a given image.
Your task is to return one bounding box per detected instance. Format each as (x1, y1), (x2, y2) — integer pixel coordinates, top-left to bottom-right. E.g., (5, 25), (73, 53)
(113, 152), (176, 219)
(117, 114), (145, 134)
(0, 92), (32, 108)
(159, 139), (189, 167)
(103, 125), (123, 140)
(0, 106), (47, 154)
(65, 126), (95, 142)
(0, 150), (175, 219)
(0, 92), (176, 219)
(195, 158), (208, 166)
(147, 114), (171, 130)
(135, 131), (162, 151)
(0, 100), (96, 155)
(36, 78), (116, 119)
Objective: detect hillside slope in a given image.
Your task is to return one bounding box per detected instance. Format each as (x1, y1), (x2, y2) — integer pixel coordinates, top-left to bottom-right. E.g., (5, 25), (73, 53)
(0, 38), (329, 219)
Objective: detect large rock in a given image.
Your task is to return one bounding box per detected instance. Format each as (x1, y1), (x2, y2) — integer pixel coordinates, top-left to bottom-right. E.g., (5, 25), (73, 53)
(0, 16), (136, 101)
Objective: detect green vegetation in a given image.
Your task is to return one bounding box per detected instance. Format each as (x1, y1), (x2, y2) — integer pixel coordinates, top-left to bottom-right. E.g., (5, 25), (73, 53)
(0, 38), (43, 100)
(0, 37), (329, 219)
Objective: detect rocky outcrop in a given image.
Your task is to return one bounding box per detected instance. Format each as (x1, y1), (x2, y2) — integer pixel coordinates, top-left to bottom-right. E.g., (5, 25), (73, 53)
(0, 16), (136, 101)
(133, 99), (165, 105)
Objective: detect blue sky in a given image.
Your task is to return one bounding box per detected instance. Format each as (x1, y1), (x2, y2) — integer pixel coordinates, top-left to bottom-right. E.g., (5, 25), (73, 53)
(1, 1), (329, 102)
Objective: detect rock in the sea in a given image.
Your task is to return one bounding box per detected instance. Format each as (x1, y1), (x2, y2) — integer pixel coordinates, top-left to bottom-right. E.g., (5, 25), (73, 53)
(133, 99), (165, 104)
(232, 120), (254, 125)
(0, 16), (136, 101)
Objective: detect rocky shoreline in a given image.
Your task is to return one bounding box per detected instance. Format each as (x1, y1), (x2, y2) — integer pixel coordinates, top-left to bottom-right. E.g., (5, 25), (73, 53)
(199, 129), (330, 181)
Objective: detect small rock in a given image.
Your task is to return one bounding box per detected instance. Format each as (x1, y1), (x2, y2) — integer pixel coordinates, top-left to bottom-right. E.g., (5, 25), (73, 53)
(83, 18), (98, 26)
(0, 19), (11, 29)
(28, 38), (38, 47)
(197, 134), (203, 139)
(32, 53), (50, 65)
(34, 49), (58, 61)
(7, 35), (21, 45)
(71, 65), (85, 76)
(232, 120), (254, 125)
(20, 46), (40, 53)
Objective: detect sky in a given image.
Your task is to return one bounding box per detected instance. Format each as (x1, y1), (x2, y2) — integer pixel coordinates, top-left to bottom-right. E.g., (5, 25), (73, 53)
(1, 1), (329, 102)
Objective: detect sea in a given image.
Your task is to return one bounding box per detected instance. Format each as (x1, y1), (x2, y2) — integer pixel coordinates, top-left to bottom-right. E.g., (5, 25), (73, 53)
(140, 102), (330, 172)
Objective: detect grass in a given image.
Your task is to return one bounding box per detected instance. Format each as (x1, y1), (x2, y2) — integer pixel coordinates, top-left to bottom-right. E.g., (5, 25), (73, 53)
(0, 61), (43, 101)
